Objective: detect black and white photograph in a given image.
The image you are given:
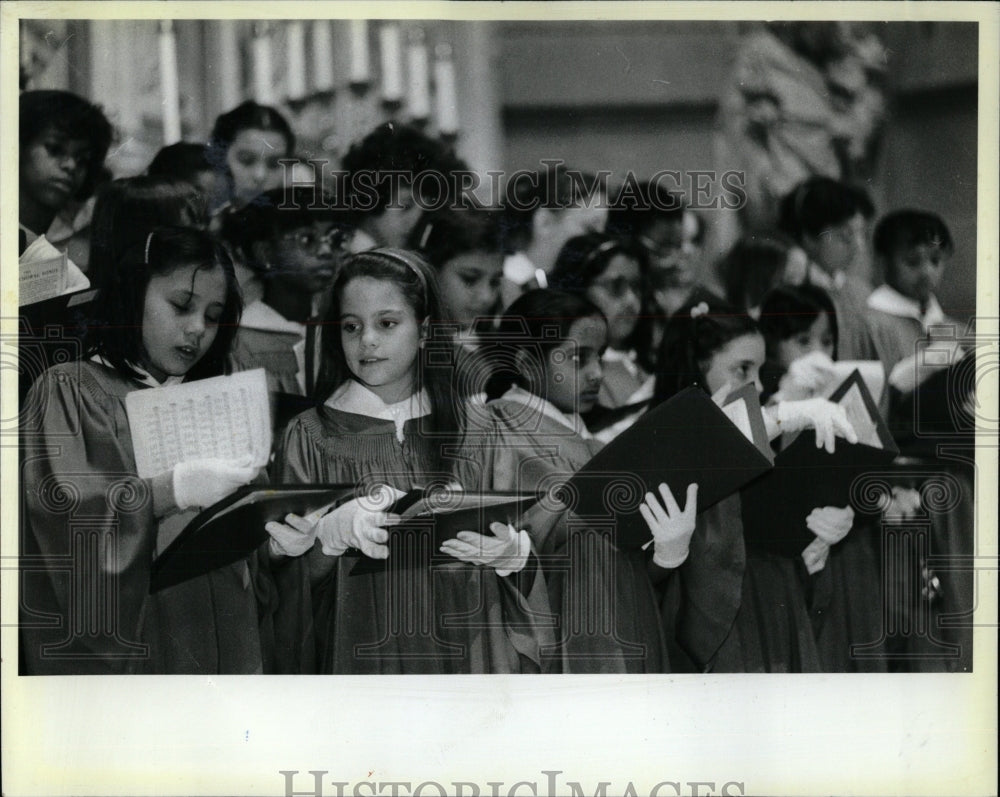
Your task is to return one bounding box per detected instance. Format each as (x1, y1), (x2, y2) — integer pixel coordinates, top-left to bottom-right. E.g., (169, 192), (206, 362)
(2, 2), (997, 795)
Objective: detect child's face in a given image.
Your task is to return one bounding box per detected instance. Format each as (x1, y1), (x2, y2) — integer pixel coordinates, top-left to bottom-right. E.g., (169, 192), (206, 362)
(808, 214), (861, 274)
(268, 221), (348, 295)
(540, 315), (607, 415)
(702, 333), (766, 395)
(777, 313), (835, 370)
(141, 263), (227, 382)
(20, 128), (91, 212)
(586, 254), (643, 349)
(340, 277), (423, 403)
(885, 242), (948, 306)
(366, 183), (423, 249)
(226, 128), (288, 205)
(438, 250), (504, 330)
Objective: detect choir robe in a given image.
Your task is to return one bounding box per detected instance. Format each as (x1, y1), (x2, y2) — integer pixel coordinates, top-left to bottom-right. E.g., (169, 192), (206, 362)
(487, 391), (673, 673)
(679, 495), (821, 673)
(229, 300), (307, 396)
(19, 360), (283, 674)
(274, 383), (555, 674)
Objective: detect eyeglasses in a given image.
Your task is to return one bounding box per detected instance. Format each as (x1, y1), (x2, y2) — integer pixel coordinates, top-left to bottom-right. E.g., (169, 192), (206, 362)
(637, 234), (684, 264)
(285, 227), (353, 253)
(591, 276), (643, 298)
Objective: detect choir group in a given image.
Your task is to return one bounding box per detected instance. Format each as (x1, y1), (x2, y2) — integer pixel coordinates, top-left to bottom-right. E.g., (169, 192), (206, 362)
(18, 87), (975, 675)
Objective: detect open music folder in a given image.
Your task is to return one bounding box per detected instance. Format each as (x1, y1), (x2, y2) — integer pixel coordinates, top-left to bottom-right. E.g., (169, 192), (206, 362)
(740, 369), (900, 557)
(150, 484), (359, 593)
(565, 385), (775, 549)
(347, 488), (541, 576)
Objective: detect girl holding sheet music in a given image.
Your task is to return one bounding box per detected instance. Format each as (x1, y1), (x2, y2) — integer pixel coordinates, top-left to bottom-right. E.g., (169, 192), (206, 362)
(482, 288), (700, 673)
(652, 289), (858, 672)
(271, 248), (554, 674)
(20, 226), (313, 675)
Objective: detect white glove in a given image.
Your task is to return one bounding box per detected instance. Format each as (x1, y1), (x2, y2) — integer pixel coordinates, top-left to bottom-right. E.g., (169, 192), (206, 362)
(801, 536), (831, 575)
(172, 457), (257, 510)
(439, 521), (531, 577)
(778, 350), (836, 400)
(314, 498), (400, 560)
(775, 398), (859, 454)
(885, 486), (922, 521)
(265, 510), (321, 558)
(639, 482), (699, 568)
(805, 505), (855, 546)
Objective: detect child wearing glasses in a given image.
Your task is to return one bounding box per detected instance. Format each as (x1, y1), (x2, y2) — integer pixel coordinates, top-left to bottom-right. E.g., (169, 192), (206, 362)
(548, 232), (654, 419)
(222, 187), (354, 399)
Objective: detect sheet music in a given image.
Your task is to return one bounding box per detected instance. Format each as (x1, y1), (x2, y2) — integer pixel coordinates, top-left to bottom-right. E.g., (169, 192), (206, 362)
(125, 369), (272, 478)
(720, 398), (754, 443)
(837, 383), (883, 449)
(19, 237), (68, 306)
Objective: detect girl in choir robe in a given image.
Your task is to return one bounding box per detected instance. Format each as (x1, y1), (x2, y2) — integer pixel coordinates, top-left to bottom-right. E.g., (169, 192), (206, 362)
(271, 249), (554, 674)
(548, 233), (654, 412)
(409, 204), (506, 397)
(20, 227), (316, 675)
(759, 284), (885, 672)
(652, 288), (858, 672)
(483, 289), (699, 673)
(222, 187), (354, 402)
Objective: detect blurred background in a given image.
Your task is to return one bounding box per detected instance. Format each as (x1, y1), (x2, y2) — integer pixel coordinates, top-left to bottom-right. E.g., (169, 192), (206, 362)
(19, 18), (979, 320)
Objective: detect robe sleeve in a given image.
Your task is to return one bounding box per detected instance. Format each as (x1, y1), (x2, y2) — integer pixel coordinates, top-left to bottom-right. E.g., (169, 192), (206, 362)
(20, 367), (157, 674)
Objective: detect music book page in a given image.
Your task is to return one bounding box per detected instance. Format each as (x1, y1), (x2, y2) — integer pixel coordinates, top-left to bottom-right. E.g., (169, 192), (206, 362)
(125, 368), (271, 478)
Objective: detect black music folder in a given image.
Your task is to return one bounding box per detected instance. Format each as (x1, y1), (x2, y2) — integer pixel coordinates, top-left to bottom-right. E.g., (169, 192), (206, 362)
(565, 385), (775, 549)
(740, 369), (900, 557)
(150, 484), (357, 592)
(347, 489), (541, 576)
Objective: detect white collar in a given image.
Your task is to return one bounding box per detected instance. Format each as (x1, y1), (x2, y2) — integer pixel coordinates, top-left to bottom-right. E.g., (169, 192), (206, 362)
(867, 284), (947, 329)
(349, 228), (380, 254)
(326, 379), (432, 442)
(496, 384), (592, 439)
(503, 252), (538, 287)
(240, 300), (306, 337)
(602, 347), (640, 378)
(807, 263), (846, 292)
(91, 354), (185, 389)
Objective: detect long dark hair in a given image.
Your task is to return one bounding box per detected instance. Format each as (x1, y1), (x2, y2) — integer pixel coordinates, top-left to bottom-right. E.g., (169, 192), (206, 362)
(86, 226), (241, 382)
(88, 175), (208, 293)
(315, 248), (463, 471)
(652, 287), (759, 405)
(482, 288), (607, 401)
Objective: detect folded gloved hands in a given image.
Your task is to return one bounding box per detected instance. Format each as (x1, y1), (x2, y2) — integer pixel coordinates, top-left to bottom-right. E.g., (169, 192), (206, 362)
(806, 505), (855, 546)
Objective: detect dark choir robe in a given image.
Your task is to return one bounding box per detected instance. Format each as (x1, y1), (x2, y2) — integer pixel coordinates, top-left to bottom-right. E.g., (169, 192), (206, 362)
(273, 380), (555, 674)
(681, 495), (820, 673)
(229, 299), (308, 396)
(20, 360), (278, 674)
(487, 389), (673, 673)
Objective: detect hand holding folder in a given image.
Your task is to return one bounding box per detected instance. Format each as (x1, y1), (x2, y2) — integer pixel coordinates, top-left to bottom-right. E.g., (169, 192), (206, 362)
(740, 370), (899, 557)
(150, 484), (358, 593)
(565, 385), (774, 549)
(346, 488), (540, 576)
